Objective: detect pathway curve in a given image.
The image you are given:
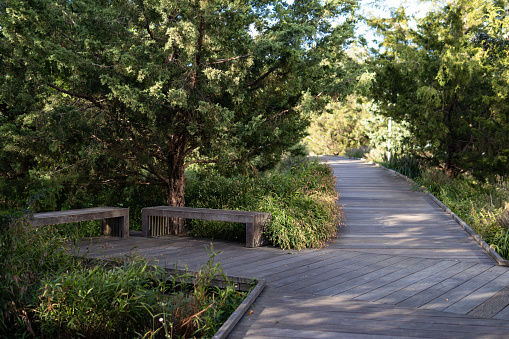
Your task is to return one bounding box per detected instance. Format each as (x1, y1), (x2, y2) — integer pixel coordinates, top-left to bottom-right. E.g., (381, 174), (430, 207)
(78, 157), (509, 338)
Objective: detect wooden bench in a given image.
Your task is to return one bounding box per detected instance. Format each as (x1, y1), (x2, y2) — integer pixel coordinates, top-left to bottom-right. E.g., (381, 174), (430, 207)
(141, 206), (270, 248)
(31, 207), (129, 238)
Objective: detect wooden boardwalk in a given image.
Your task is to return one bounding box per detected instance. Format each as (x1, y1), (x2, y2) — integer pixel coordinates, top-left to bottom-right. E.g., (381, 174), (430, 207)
(77, 157), (509, 338)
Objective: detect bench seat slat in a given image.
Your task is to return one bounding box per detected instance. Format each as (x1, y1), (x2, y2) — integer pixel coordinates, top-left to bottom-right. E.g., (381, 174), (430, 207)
(143, 206), (269, 224)
(30, 207), (129, 238)
(142, 206), (270, 247)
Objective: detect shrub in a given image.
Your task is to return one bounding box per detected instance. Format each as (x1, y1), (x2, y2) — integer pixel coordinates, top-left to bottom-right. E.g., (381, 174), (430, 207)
(382, 155), (422, 179)
(186, 157), (342, 249)
(36, 258), (158, 337)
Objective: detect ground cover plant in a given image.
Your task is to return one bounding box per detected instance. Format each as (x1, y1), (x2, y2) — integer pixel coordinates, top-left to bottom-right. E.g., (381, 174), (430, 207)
(0, 212), (246, 338)
(373, 155), (509, 260)
(415, 169), (509, 260)
(186, 157), (342, 250)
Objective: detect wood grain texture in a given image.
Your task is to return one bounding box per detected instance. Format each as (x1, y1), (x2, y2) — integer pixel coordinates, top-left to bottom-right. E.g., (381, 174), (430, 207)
(32, 207), (129, 238)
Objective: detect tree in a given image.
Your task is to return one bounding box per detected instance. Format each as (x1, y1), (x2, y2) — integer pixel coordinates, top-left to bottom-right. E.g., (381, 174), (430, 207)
(305, 94), (372, 155)
(1, 0), (356, 232)
(364, 0), (509, 177)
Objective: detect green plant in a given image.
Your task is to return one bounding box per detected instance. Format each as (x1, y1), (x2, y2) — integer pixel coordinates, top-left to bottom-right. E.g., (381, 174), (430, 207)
(186, 157), (342, 249)
(490, 230), (509, 260)
(345, 146), (371, 159)
(0, 207), (247, 338)
(415, 168), (509, 259)
(382, 155), (422, 179)
(35, 249), (247, 339)
(36, 256), (159, 337)
(0, 210), (79, 337)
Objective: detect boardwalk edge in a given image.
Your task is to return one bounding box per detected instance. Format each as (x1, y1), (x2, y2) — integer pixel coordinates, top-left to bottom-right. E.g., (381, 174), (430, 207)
(212, 278), (266, 339)
(365, 160), (509, 267)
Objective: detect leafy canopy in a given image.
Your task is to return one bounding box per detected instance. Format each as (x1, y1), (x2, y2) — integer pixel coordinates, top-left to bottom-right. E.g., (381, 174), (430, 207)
(363, 0), (509, 177)
(1, 0), (357, 214)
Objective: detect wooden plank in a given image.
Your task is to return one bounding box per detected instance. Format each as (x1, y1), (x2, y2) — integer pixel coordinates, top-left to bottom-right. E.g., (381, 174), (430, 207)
(143, 206), (269, 223)
(376, 261), (477, 305)
(422, 265), (508, 312)
(297, 256), (410, 295)
(469, 284), (509, 318)
(230, 308), (509, 338)
(265, 251), (365, 285)
(235, 250), (335, 278)
(276, 253), (389, 291)
(32, 207), (128, 226)
(32, 207), (129, 238)
(228, 326), (416, 339)
(212, 279), (265, 339)
(142, 206), (270, 247)
(331, 257), (448, 299)
(494, 304), (509, 320)
(396, 264), (492, 308)
(223, 250), (306, 275)
(445, 269), (509, 314)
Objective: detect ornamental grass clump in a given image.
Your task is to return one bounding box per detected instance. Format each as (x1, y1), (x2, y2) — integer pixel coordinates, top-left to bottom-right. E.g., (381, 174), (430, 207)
(36, 252), (245, 339)
(186, 157), (342, 249)
(0, 210), (246, 338)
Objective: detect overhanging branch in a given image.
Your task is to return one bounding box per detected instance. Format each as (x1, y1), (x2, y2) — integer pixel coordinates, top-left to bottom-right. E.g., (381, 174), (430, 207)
(46, 83), (105, 110)
(204, 54), (249, 66)
(247, 65), (277, 90)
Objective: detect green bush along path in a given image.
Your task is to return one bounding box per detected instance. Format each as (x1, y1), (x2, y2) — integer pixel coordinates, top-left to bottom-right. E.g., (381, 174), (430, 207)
(79, 157), (509, 338)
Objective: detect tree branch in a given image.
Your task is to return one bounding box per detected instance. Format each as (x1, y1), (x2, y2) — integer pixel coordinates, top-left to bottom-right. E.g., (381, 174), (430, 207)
(247, 65), (277, 90)
(141, 164), (170, 185)
(204, 54), (249, 66)
(46, 83), (105, 110)
(191, 16), (206, 88)
(183, 159), (218, 169)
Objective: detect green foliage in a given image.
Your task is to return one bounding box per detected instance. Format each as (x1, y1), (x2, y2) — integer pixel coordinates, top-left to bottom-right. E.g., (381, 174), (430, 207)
(0, 210), (80, 337)
(0, 211), (246, 338)
(490, 230), (509, 261)
(345, 145), (371, 158)
(305, 95), (372, 156)
(36, 252), (246, 339)
(0, 0), (358, 218)
(186, 157), (342, 249)
(415, 168), (509, 259)
(381, 155), (422, 179)
(362, 115), (415, 162)
(36, 258), (159, 337)
(364, 0), (509, 178)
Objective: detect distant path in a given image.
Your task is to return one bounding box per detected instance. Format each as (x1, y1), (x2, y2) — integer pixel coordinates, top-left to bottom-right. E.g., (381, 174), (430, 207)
(78, 156), (509, 338)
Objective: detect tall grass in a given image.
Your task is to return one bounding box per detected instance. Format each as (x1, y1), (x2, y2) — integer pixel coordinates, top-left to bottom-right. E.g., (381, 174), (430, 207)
(0, 212), (247, 338)
(0, 210), (80, 337)
(382, 155), (422, 179)
(413, 169), (509, 260)
(36, 252), (245, 338)
(344, 146), (371, 159)
(186, 157), (342, 250)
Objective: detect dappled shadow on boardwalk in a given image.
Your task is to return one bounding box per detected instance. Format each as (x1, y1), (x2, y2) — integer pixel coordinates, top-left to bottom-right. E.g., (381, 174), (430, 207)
(77, 157), (509, 338)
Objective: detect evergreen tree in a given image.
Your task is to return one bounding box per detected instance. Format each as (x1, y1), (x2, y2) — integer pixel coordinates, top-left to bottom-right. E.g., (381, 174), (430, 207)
(364, 0), (509, 177)
(1, 0), (356, 232)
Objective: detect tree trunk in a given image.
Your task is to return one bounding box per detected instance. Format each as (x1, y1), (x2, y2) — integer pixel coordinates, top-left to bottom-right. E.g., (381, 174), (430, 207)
(164, 135), (187, 235)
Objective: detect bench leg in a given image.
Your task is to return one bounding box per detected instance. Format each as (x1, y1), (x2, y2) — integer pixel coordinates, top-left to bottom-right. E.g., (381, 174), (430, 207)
(246, 215), (270, 248)
(142, 211), (150, 237)
(101, 215), (129, 238)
